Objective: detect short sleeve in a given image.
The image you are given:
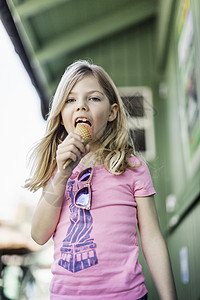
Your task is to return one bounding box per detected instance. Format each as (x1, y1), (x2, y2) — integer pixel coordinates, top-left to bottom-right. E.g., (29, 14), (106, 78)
(130, 157), (156, 197)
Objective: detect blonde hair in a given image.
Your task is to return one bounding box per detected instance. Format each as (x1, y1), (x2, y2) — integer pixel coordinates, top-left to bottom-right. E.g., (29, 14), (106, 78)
(25, 60), (137, 192)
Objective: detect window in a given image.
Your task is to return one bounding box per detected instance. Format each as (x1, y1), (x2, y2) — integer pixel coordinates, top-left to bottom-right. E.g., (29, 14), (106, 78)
(118, 87), (156, 161)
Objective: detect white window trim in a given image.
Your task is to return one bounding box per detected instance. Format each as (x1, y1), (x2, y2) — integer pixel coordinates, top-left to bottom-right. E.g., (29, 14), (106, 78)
(118, 86), (156, 161)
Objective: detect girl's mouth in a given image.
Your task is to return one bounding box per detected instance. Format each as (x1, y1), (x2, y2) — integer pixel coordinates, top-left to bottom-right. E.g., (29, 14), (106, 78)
(75, 118), (92, 128)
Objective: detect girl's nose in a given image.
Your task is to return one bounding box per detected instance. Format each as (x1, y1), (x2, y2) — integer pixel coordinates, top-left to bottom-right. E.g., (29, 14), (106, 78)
(76, 99), (89, 111)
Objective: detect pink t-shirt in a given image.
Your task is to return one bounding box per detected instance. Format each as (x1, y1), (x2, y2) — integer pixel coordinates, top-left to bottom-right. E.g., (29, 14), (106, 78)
(50, 156), (156, 299)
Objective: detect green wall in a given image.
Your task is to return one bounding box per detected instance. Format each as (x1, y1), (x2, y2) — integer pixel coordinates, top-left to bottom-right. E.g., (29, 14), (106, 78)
(49, 18), (156, 91)
(168, 201), (200, 299)
(49, 2), (200, 298)
(154, 0), (200, 299)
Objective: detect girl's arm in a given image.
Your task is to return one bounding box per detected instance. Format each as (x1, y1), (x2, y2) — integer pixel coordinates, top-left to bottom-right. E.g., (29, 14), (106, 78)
(31, 132), (89, 245)
(31, 171), (69, 245)
(135, 196), (178, 300)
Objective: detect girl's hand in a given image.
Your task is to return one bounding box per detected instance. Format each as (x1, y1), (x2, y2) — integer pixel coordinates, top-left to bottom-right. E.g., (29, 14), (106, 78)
(56, 132), (90, 176)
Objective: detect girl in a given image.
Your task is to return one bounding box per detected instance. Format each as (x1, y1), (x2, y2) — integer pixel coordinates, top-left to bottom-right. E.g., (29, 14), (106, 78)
(26, 60), (177, 300)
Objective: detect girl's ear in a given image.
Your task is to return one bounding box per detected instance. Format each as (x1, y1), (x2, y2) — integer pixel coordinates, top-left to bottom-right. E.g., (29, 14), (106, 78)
(108, 104), (118, 122)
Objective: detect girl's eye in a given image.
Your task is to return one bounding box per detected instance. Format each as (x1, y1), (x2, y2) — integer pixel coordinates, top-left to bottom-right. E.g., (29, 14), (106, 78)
(89, 97), (101, 101)
(65, 98), (75, 103)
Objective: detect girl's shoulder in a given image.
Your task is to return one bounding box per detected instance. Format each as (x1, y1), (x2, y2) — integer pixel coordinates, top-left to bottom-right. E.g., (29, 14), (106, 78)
(128, 155), (156, 196)
(128, 155), (152, 177)
(129, 155), (145, 167)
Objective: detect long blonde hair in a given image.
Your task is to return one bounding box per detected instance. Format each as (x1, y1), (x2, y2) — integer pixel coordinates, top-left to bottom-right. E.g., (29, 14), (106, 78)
(25, 60), (137, 192)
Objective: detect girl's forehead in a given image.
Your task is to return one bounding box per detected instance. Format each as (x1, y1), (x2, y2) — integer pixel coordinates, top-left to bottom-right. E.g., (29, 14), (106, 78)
(69, 75), (104, 94)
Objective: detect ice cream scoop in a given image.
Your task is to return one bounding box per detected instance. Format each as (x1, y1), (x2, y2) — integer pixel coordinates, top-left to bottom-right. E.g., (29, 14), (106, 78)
(63, 123), (93, 169)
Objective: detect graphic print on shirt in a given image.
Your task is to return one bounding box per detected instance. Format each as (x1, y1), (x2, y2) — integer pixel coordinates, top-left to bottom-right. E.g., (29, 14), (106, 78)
(58, 174), (98, 273)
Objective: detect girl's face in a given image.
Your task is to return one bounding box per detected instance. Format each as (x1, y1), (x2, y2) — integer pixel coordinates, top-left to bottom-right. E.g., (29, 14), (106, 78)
(61, 75), (118, 149)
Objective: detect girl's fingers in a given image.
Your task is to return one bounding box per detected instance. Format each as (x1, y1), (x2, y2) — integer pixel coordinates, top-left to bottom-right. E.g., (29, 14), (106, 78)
(56, 133), (87, 173)
(58, 140), (85, 155)
(59, 133), (85, 152)
(58, 145), (82, 162)
(57, 147), (81, 165)
(59, 152), (78, 164)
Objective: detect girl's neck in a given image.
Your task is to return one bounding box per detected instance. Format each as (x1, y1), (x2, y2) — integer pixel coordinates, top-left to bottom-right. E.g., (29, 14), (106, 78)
(80, 151), (102, 168)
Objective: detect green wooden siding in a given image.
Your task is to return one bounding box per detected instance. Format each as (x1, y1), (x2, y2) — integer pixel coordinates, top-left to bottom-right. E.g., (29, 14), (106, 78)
(48, 18), (156, 92)
(154, 0), (200, 299)
(168, 201), (200, 300)
(48, 2), (200, 298)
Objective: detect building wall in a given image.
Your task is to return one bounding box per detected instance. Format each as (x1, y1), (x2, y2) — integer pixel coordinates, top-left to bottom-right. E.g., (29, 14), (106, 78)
(154, 0), (200, 299)
(51, 18), (156, 89)
(52, 2), (200, 298)
(168, 201), (200, 300)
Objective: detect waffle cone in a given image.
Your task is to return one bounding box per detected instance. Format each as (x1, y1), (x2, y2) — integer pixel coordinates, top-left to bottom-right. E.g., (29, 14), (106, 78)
(63, 123), (93, 169)
(75, 123), (93, 145)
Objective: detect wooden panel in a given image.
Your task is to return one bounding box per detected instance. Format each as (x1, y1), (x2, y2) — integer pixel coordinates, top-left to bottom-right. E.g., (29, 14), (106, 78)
(167, 200), (200, 299)
(48, 18), (156, 93)
(156, 0), (175, 70)
(160, 0), (200, 231)
(154, 1), (200, 297)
